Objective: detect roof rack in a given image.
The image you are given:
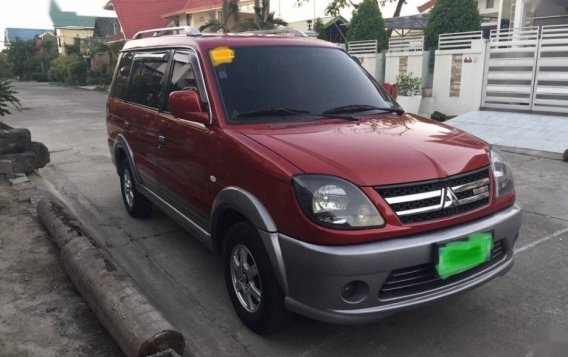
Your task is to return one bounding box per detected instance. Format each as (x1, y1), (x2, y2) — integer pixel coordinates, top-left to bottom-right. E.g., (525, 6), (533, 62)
(242, 28), (307, 38)
(132, 26), (201, 40)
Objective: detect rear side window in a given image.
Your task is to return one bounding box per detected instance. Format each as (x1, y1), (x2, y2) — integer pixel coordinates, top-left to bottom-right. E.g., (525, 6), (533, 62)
(111, 52), (133, 100)
(128, 52), (169, 109)
(164, 51), (198, 112)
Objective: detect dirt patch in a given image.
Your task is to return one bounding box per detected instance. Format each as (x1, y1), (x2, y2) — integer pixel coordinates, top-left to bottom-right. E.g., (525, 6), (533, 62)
(0, 177), (122, 356)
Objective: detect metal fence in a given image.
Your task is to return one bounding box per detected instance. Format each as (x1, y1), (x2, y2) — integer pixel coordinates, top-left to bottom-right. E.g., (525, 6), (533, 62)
(438, 31), (483, 51)
(347, 40), (378, 55)
(388, 36), (424, 53)
(481, 25), (568, 114)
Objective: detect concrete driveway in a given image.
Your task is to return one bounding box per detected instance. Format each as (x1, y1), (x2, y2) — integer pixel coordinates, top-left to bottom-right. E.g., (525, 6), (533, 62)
(5, 82), (568, 357)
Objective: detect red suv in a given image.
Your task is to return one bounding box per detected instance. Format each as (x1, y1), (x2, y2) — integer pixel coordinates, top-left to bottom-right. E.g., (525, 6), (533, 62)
(107, 27), (521, 333)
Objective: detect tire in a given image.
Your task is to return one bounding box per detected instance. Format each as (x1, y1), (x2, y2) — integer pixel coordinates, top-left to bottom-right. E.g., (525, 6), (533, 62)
(223, 221), (291, 334)
(118, 159), (152, 218)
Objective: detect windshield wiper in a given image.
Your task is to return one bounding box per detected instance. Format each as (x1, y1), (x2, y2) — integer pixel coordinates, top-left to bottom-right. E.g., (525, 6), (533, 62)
(235, 107), (359, 121)
(323, 104), (404, 115)
(236, 108), (310, 118)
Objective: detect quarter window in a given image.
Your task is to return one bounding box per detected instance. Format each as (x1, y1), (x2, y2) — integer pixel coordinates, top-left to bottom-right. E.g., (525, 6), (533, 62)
(111, 52), (133, 100)
(164, 51), (199, 112)
(128, 52), (169, 109)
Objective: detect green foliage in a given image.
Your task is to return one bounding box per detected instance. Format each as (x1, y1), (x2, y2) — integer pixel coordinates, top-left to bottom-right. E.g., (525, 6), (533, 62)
(314, 18), (326, 40)
(86, 70), (112, 86)
(396, 72), (421, 96)
(200, 0), (239, 32)
(424, 0), (481, 48)
(48, 55), (86, 85)
(0, 53), (14, 79)
(0, 79), (21, 116)
(346, 0), (388, 50)
(5, 37), (59, 80)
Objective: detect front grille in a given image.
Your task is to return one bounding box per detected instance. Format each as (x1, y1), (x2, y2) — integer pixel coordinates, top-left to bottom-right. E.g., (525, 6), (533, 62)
(376, 167), (491, 224)
(378, 239), (506, 301)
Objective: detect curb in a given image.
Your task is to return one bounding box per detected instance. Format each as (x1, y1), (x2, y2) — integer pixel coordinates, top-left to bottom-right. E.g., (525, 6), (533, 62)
(37, 198), (185, 357)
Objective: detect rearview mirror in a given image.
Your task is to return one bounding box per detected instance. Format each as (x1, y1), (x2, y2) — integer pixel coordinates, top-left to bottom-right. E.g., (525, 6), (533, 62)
(169, 90), (209, 124)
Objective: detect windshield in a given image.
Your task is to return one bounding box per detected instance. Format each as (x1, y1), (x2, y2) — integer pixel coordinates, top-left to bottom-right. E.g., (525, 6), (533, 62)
(209, 46), (397, 123)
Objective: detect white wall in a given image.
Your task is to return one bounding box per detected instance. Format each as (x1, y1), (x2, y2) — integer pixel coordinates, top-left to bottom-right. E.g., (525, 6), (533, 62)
(431, 40), (487, 115)
(354, 53), (385, 83)
(384, 52), (425, 85)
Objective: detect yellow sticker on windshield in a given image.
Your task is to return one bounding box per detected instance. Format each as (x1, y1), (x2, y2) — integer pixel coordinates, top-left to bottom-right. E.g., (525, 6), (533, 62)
(210, 47), (235, 66)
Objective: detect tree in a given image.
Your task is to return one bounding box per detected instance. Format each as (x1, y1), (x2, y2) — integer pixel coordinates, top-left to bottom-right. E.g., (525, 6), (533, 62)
(232, 0), (287, 32)
(0, 79), (21, 117)
(424, 0), (481, 48)
(314, 18), (326, 39)
(200, 0), (240, 33)
(346, 0), (388, 50)
(0, 53), (14, 79)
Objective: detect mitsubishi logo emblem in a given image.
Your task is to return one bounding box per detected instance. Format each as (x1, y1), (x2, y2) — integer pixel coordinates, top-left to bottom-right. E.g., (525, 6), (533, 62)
(443, 187), (460, 208)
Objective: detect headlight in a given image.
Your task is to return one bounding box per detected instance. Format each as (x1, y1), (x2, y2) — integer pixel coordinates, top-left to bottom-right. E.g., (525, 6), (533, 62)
(490, 146), (515, 199)
(292, 175), (385, 229)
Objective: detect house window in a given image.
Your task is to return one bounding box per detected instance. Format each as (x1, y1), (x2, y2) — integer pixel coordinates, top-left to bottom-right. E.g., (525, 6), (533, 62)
(112, 22), (119, 35)
(486, 0), (495, 9)
(186, 14), (192, 26)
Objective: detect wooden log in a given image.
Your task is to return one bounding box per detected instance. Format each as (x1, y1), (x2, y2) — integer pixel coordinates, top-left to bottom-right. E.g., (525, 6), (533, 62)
(0, 128), (31, 154)
(0, 152), (37, 173)
(37, 199), (186, 357)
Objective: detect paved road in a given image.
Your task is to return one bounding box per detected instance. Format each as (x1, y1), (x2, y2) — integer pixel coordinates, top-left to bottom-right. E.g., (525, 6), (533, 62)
(6, 82), (568, 357)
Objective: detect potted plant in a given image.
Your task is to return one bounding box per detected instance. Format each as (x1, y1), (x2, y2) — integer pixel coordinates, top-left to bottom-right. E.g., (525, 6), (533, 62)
(395, 72), (422, 114)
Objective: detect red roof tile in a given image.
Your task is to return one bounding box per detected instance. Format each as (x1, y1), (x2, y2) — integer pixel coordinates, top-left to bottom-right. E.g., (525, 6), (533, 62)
(110, 0), (186, 39)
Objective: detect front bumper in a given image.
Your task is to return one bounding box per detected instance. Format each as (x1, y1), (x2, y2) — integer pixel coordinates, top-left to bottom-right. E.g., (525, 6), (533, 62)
(270, 204), (522, 324)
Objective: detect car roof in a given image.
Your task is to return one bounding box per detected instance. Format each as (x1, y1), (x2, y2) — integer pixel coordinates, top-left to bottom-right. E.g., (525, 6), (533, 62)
(122, 33), (338, 52)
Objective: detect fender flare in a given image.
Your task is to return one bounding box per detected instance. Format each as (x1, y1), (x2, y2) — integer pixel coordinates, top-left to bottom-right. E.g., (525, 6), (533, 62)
(211, 186), (277, 236)
(210, 187), (289, 293)
(112, 134), (142, 184)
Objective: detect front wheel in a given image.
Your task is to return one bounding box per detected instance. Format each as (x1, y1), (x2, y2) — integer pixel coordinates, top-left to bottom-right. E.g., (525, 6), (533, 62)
(223, 221), (291, 334)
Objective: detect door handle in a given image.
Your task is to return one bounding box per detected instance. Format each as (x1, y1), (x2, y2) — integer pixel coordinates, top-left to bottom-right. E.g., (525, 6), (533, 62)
(123, 121), (130, 131)
(158, 135), (166, 148)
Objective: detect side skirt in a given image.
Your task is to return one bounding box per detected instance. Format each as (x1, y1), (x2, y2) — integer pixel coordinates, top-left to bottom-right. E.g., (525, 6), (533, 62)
(137, 184), (214, 250)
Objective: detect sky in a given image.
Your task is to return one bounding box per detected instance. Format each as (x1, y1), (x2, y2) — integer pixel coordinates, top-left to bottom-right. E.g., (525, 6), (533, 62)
(0, 0), (423, 50)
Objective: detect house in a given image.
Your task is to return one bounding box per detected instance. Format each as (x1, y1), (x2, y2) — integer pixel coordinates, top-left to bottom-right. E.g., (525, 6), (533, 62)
(3, 28), (54, 48)
(161, 0), (256, 31)
(108, 0), (187, 39)
(417, 0), (568, 31)
(287, 16), (349, 43)
(49, 0), (96, 54)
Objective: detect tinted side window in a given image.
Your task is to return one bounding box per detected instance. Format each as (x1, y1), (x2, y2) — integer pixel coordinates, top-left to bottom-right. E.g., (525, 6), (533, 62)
(111, 52), (133, 100)
(128, 52), (169, 109)
(164, 51), (198, 112)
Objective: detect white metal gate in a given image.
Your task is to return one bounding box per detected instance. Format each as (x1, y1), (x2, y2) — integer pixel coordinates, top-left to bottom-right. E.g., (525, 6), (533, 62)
(481, 25), (568, 114)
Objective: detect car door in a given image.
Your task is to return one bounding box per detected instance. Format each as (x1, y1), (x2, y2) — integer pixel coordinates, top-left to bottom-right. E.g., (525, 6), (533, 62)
(155, 49), (212, 229)
(124, 50), (170, 191)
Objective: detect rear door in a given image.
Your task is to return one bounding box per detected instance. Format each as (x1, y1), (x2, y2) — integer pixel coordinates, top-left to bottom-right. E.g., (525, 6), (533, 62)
(125, 51), (170, 191)
(154, 49), (212, 229)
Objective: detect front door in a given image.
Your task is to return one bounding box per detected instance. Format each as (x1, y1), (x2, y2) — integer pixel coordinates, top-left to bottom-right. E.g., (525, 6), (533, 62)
(155, 50), (212, 229)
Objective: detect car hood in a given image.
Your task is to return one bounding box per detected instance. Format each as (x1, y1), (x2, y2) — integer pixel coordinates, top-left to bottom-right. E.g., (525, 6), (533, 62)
(241, 115), (491, 186)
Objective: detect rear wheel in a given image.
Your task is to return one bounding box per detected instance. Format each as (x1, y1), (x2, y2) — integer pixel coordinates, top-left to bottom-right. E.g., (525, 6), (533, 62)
(119, 159), (152, 218)
(223, 221), (291, 334)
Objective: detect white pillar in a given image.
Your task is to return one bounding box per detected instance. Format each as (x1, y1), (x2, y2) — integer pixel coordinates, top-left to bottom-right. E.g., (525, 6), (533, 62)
(514, 0), (525, 28)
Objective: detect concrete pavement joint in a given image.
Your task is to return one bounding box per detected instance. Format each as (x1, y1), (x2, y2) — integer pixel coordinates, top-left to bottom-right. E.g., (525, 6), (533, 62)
(515, 227), (568, 254)
(522, 209), (568, 223)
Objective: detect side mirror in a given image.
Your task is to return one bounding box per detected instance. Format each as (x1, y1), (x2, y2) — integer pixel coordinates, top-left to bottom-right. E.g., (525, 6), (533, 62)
(169, 90), (209, 124)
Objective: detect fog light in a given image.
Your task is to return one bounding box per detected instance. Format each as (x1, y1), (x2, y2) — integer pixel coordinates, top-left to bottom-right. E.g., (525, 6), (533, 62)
(341, 282), (356, 299)
(340, 280), (369, 303)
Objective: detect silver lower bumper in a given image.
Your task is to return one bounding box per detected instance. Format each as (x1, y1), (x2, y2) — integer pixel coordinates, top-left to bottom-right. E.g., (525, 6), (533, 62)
(262, 204), (522, 324)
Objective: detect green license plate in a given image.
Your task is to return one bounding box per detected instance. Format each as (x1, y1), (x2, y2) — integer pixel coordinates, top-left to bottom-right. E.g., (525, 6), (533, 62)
(436, 233), (493, 280)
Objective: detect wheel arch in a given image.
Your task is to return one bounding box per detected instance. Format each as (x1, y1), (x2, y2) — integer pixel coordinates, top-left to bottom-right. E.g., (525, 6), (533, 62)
(211, 187), (277, 255)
